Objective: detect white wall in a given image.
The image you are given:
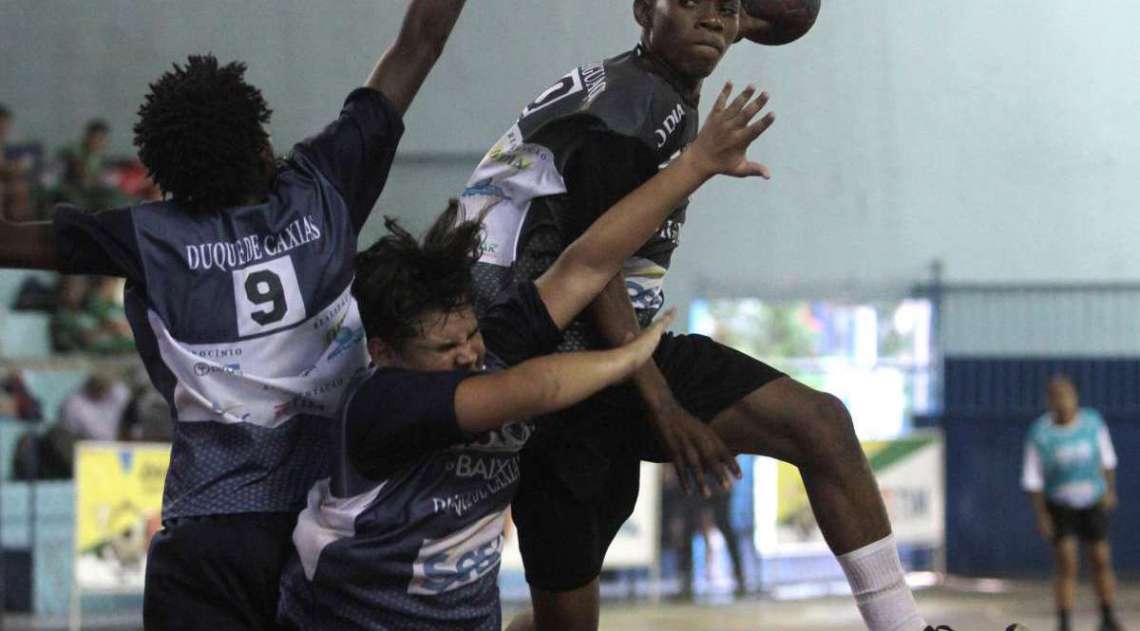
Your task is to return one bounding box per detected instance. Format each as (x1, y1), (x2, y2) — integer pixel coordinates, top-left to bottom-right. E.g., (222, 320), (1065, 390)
(4, 0), (1140, 310)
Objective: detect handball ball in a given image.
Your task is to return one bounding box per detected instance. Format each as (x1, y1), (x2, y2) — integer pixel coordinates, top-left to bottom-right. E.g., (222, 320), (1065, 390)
(741, 0), (821, 45)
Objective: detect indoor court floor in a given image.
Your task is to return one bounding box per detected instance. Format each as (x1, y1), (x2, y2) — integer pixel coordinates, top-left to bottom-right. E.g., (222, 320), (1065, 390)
(1, 580), (1136, 629)
(502, 580), (1139, 631)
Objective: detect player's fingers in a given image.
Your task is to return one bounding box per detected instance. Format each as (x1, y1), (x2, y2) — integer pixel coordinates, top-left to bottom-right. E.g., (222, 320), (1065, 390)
(724, 444), (743, 479)
(680, 440), (706, 497)
(725, 84), (756, 118)
(731, 161), (771, 180)
(712, 81), (733, 114)
(666, 435), (691, 495)
(737, 91), (770, 125)
(697, 441), (733, 491)
(746, 112), (776, 140)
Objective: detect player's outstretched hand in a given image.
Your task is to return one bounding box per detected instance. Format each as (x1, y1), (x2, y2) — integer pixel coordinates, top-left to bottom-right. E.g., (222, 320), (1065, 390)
(688, 82), (775, 179)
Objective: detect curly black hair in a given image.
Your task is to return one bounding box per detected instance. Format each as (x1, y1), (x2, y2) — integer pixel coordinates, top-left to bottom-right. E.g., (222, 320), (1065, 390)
(134, 54), (273, 213)
(353, 200), (484, 351)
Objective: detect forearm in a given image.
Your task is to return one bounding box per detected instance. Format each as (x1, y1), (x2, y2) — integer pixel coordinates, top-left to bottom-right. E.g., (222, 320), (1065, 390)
(588, 275), (675, 412)
(0, 218), (59, 270)
(1030, 491), (1049, 520)
(455, 346), (636, 434)
(365, 0), (466, 114)
(1104, 469), (1116, 495)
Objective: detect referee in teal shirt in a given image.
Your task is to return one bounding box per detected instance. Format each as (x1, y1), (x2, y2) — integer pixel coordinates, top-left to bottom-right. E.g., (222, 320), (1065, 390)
(1022, 375), (1122, 631)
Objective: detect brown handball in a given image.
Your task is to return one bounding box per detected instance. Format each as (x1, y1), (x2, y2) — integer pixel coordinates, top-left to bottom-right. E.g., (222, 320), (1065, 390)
(741, 0), (821, 46)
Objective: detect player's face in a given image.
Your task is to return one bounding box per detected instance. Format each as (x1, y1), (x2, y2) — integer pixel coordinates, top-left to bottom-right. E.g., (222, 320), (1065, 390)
(639, 0), (741, 80)
(399, 307), (487, 372)
(1046, 379), (1079, 422)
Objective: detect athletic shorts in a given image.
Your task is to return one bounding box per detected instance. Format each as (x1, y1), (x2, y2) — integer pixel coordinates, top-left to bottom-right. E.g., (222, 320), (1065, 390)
(1046, 501), (1110, 544)
(143, 512), (297, 631)
(512, 332), (783, 591)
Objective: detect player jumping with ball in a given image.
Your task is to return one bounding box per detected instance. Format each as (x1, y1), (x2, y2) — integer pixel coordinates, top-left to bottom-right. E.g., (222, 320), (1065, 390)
(460, 1), (944, 629)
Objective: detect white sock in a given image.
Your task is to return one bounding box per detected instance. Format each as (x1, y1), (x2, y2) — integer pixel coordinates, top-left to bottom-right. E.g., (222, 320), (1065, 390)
(836, 534), (927, 631)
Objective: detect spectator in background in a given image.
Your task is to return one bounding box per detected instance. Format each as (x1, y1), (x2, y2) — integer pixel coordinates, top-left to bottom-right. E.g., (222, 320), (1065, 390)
(12, 371), (131, 480)
(83, 276), (134, 354)
(662, 467), (748, 599)
(0, 103), (35, 221)
(1022, 375), (1123, 631)
(51, 275), (91, 352)
(119, 370), (173, 443)
(50, 275), (134, 354)
(56, 119), (121, 210)
(58, 372), (130, 442)
(0, 369), (43, 422)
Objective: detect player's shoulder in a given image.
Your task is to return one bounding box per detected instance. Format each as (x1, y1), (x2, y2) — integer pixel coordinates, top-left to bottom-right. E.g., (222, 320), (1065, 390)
(519, 47), (692, 154)
(1079, 407), (1106, 428)
(1029, 413), (1052, 437)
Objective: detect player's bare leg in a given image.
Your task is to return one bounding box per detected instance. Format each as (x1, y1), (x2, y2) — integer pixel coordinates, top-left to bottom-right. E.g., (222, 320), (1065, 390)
(1053, 537), (1079, 629)
(1089, 540), (1122, 630)
(512, 581), (599, 631)
(710, 377), (889, 553)
(710, 377), (925, 630)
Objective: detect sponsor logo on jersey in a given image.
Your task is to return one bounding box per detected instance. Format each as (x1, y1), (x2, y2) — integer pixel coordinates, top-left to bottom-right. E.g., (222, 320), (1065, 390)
(409, 511), (506, 595)
(193, 362), (242, 377)
(323, 312), (365, 362)
(654, 103), (687, 149)
(209, 400), (251, 421)
(192, 347), (243, 360)
(458, 420), (533, 453)
(451, 454), (517, 481)
(461, 178), (513, 203)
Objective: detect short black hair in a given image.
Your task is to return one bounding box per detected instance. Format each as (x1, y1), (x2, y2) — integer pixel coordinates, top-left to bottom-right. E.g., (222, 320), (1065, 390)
(353, 200), (483, 351)
(134, 54), (273, 213)
(85, 119), (110, 137)
(0, 103), (10, 119)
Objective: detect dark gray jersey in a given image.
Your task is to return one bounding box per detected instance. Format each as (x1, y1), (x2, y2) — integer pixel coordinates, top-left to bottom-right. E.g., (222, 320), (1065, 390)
(459, 45), (698, 350)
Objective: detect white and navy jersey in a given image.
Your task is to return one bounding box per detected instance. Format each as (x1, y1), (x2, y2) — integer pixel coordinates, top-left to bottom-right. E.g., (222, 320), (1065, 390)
(278, 281), (561, 631)
(53, 88), (404, 519)
(459, 45), (698, 351)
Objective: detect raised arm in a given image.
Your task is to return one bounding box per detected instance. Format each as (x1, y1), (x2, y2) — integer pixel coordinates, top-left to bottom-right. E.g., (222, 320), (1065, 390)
(0, 216), (59, 270)
(535, 83), (773, 330)
(453, 310), (674, 434)
(365, 0), (467, 115)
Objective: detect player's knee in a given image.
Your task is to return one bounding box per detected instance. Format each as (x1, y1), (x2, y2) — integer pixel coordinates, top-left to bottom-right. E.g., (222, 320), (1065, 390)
(797, 392), (859, 470)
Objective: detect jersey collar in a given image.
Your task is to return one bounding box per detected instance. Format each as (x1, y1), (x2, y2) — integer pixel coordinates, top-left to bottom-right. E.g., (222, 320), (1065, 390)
(634, 44), (700, 108)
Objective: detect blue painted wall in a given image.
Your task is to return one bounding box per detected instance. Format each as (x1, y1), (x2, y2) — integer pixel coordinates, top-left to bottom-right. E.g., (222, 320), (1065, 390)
(943, 358), (1140, 577)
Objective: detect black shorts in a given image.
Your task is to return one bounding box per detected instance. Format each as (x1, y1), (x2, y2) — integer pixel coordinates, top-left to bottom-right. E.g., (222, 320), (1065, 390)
(1046, 501), (1110, 544)
(143, 512), (297, 631)
(512, 333), (783, 591)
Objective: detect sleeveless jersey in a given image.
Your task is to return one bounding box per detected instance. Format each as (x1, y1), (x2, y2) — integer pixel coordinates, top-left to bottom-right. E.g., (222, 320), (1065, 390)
(1022, 408), (1117, 508)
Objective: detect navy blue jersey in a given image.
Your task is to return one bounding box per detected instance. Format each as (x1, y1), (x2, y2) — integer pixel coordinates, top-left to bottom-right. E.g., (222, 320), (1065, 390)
(54, 88), (404, 519)
(279, 281), (561, 631)
(459, 45), (698, 351)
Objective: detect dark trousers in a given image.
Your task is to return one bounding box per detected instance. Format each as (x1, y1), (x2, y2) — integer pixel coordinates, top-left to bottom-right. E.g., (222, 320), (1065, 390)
(143, 512), (297, 631)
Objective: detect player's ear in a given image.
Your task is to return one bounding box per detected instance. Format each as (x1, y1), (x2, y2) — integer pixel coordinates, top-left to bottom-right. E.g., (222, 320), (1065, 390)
(633, 0), (653, 31)
(367, 337), (399, 367)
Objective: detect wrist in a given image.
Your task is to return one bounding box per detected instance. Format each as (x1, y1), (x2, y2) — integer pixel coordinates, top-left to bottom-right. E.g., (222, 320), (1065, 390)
(674, 148), (716, 183)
